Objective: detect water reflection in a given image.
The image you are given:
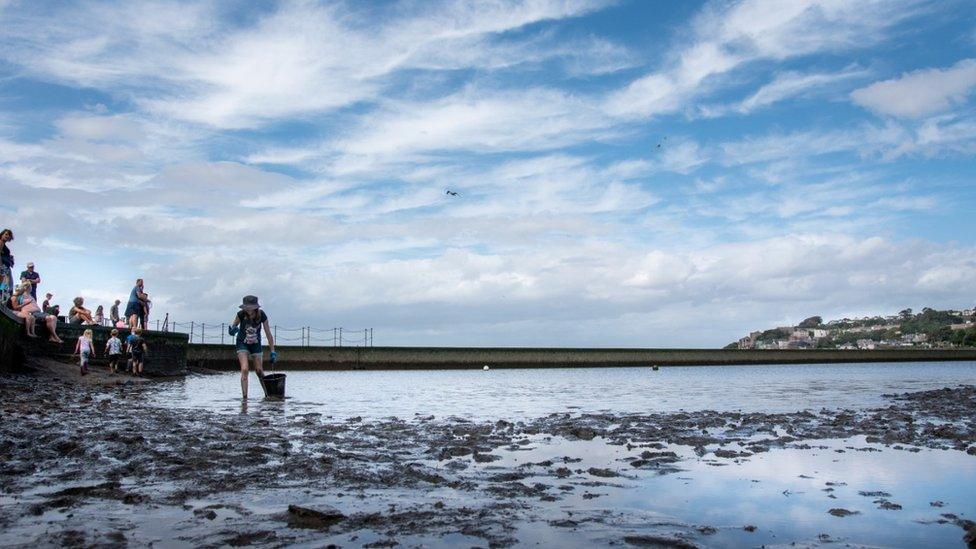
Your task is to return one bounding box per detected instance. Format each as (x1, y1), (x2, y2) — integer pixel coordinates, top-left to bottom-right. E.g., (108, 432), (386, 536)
(153, 361), (976, 419)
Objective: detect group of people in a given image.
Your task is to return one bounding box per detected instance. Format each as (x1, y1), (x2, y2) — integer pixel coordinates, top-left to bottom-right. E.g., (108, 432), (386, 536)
(4, 227), (279, 392)
(74, 327), (149, 377)
(1, 228), (155, 370)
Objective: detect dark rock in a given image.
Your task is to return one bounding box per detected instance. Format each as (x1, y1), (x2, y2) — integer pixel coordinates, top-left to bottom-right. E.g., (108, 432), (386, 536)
(858, 490), (891, 497)
(875, 499), (902, 510)
(713, 449), (751, 458)
(828, 508), (860, 517)
(743, 525), (757, 532)
(568, 427), (598, 440)
(194, 508), (217, 520)
(363, 540), (398, 548)
(587, 467), (619, 478)
(640, 450), (679, 460)
(623, 534), (698, 548)
(287, 504), (345, 529)
(226, 530), (277, 546)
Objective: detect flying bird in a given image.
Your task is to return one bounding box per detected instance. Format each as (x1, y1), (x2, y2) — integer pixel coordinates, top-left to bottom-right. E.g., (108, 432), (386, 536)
(445, 190), (460, 196)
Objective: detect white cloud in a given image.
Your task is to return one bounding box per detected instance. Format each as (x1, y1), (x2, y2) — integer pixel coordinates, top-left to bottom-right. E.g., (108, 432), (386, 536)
(701, 66), (867, 116)
(338, 88), (614, 158)
(851, 58), (976, 118)
(605, 0), (918, 118)
(656, 139), (708, 174)
(0, 0), (612, 129)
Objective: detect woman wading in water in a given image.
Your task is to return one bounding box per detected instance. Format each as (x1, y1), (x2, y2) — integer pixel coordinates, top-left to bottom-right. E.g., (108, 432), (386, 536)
(228, 295), (277, 399)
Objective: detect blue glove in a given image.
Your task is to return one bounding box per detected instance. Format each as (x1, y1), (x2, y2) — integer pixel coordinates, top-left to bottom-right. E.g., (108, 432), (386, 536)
(269, 351), (278, 364)
(228, 325), (239, 336)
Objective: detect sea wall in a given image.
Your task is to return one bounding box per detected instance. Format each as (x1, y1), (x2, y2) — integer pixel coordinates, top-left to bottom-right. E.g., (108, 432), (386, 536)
(186, 344), (976, 370)
(0, 307), (27, 372)
(0, 307), (189, 376)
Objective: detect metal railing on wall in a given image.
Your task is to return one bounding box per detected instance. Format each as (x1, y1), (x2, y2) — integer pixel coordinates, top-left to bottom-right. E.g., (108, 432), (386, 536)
(155, 320), (373, 347)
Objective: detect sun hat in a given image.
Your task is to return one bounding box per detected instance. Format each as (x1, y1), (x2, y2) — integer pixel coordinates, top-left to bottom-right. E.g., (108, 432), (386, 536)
(240, 295), (260, 310)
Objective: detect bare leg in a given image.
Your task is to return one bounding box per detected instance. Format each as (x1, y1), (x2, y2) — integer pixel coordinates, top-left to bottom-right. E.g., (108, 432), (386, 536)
(45, 316), (63, 343)
(253, 354), (266, 396)
(23, 314), (37, 337)
(128, 314), (138, 330)
(237, 352), (250, 399)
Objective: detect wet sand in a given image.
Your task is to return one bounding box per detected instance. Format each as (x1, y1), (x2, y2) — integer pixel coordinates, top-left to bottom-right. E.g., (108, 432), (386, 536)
(1, 360), (974, 547)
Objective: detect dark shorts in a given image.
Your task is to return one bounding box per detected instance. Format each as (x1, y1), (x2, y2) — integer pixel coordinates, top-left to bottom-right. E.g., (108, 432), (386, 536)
(131, 350), (144, 362)
(236, 342), (262, 356)
(109, 353), (122, 362)
(124, 302), (143, 318)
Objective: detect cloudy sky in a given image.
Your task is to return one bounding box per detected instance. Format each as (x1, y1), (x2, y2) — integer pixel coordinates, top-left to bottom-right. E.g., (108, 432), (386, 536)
(1, 0), (974, 347)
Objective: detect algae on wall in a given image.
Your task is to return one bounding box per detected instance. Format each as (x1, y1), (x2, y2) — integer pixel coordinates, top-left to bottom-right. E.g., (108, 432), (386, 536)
(0, 309), (27, 372)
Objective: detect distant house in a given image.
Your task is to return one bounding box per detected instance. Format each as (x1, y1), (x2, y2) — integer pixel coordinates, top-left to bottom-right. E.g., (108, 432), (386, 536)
(811, 328), (830, 338)
(856, 339), (876, 350)
(901, 333), (927, 344)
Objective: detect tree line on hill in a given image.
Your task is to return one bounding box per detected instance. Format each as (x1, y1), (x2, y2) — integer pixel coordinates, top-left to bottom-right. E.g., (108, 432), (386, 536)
(728, 307), (976, 349)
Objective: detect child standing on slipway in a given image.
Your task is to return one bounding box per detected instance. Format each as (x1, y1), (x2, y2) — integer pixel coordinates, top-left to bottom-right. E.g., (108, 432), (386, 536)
(105, 329), (123, 374)
(74, 329), (95, 376)
(127, 327), (148, 376)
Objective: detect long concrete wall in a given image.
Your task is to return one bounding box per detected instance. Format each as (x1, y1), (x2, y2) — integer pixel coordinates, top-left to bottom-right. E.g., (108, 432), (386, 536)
(186, 344), (976, 370)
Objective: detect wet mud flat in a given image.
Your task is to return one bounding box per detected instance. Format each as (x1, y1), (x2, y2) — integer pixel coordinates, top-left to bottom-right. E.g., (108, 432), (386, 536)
(1, 376), (975, 548)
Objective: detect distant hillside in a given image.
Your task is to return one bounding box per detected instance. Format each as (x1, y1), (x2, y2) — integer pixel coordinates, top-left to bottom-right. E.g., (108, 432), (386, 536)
(729, 307), (976, 350)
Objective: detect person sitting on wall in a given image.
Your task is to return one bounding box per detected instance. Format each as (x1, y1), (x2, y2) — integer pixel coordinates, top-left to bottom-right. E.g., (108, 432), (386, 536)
(228, 295), (277, 399)
(94, 305), (104, 325)
(69, 296), (96, 325)
(42, 292), (53, 312)
(9, 283), (63, 343)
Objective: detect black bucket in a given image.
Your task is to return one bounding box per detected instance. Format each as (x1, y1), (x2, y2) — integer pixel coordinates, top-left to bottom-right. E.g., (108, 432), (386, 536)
(262, 373), (286, 398)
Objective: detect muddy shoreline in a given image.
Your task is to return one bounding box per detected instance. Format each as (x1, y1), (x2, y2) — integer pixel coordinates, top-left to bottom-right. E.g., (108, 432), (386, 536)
(1, 366), (974, 547)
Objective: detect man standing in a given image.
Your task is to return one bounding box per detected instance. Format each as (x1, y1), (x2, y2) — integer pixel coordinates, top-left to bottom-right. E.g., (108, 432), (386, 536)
(125, 278), (150, 330)
(110, 299), (121, 325)
(20, 262), (40, 300)
(42, 292), (53, 313)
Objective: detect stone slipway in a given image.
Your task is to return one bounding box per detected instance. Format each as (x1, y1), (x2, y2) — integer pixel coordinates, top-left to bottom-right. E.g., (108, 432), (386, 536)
(0, 306), (188, 375)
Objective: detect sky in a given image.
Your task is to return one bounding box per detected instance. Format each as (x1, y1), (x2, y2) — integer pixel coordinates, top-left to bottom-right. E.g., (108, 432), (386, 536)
(1, 0), (974, 348)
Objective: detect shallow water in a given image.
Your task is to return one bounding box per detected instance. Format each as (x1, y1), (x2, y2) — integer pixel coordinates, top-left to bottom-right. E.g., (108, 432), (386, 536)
(155, 361), (976, 419)
(4, 364), (974, 548)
